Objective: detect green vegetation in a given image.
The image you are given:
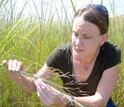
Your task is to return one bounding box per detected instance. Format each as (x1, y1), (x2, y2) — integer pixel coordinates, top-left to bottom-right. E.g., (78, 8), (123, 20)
(0, 0), (124, 106)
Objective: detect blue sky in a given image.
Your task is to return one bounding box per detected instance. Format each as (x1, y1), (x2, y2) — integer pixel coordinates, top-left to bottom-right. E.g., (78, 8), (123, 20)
(7, 0), (124, 19)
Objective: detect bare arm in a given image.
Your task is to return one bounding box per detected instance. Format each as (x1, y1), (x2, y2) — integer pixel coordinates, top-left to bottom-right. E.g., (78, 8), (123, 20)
(32, 64), (120, 107)
(2, 60), (55, 93)
(74, 64), (120, 107)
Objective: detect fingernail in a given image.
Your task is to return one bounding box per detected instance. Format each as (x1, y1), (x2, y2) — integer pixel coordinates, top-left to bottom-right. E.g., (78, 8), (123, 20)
(34, 80), (36, 83)
(16, 68), (20, 71)
(34, 80), (37, 85)
(37, 78), (42, 83)
(8, 66), (12, 71)
(2, 60), (7, 64)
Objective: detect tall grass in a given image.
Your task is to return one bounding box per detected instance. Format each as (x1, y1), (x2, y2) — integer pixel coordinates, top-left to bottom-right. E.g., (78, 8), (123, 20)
(108, 15), (124, 107)
(0, 0), (124, 107)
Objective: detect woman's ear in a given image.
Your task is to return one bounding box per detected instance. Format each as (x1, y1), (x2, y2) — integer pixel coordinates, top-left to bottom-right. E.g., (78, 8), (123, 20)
(99, 33), (108, 46)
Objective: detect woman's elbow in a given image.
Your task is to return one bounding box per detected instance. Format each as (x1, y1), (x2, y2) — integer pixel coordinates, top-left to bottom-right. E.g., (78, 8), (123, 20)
(97, 97), (108, 107)
(95, 93), (108, 107)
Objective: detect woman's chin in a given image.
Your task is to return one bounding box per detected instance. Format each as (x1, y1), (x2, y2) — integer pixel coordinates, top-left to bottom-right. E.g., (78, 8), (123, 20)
(73, 51), (85, 58)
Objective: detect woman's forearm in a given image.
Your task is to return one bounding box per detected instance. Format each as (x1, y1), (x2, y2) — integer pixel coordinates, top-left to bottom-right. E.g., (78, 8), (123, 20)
(74, 92), (107, 107)
(7, 72), (36, 93)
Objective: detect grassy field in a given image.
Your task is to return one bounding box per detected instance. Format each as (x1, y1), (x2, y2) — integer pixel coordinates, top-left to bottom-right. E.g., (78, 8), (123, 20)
(0, 0), (124, 107)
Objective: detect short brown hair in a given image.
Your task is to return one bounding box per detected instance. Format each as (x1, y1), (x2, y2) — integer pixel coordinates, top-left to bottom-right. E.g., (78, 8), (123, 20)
(74, 5), (109, 35)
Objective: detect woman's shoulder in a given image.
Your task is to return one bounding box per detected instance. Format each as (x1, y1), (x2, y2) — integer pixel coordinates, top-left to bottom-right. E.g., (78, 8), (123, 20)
(100, 41), (121, 70)
(101, 41), (121, 54)
(54, 42), (72, 55)
(48, 42), (72, 59)
(57, 42), (72, 51)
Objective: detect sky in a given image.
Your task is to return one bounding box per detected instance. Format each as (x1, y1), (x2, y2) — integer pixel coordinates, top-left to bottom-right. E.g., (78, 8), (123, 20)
(5, 0), (124, 20)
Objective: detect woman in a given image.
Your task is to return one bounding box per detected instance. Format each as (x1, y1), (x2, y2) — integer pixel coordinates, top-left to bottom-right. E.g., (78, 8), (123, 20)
(2, 4), (121, 107)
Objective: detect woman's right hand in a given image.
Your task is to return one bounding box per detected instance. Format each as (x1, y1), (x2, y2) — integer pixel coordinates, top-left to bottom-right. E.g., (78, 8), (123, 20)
(2, 60), (24, 80)
(2, 60), (36, 92)
(2, 60), (24, 72)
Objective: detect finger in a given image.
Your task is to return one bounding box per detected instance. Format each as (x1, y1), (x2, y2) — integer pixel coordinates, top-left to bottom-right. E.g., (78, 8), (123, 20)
(12, 60), (18, 71)
(37, 79), (53, 98)
(34, 80), (49, 105)
(2, 60), (7, 65)
(37, 91), (49, 105)
(34, 80), (38, 87)
(8, 60), (13, 71)
(37, 79), (53, 94)
(36, 79), (59, 106)
(37, 78), (47, 89)
(36, 79), (48, 97)
(16, 61), (23, 72)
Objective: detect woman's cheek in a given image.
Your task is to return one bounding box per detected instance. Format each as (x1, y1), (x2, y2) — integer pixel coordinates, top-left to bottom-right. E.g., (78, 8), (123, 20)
(72, 35), (76, 44)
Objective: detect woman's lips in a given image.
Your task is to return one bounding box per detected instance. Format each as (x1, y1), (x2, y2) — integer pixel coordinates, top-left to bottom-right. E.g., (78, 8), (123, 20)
(75, 47), (84, 52)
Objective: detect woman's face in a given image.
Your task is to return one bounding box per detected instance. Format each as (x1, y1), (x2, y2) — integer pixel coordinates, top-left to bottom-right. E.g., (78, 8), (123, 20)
(72, 15), (106, 59)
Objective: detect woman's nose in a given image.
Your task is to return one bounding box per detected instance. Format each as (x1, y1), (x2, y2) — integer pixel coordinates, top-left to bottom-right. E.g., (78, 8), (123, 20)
(75, 36), (82, 45)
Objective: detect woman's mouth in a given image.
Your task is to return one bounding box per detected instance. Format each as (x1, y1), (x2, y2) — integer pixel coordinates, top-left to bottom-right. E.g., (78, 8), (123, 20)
(75, 47), (84, 52)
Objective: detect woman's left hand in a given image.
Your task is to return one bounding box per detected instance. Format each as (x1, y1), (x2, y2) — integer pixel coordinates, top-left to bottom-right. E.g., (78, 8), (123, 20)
(34, 79), (68, 106)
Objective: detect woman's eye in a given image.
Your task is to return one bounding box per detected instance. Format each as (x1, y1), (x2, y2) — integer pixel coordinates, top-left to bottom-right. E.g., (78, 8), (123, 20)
(84, 36), (90, 39)
(84, 35), (91, 39)
(74, 33), (78, 36)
